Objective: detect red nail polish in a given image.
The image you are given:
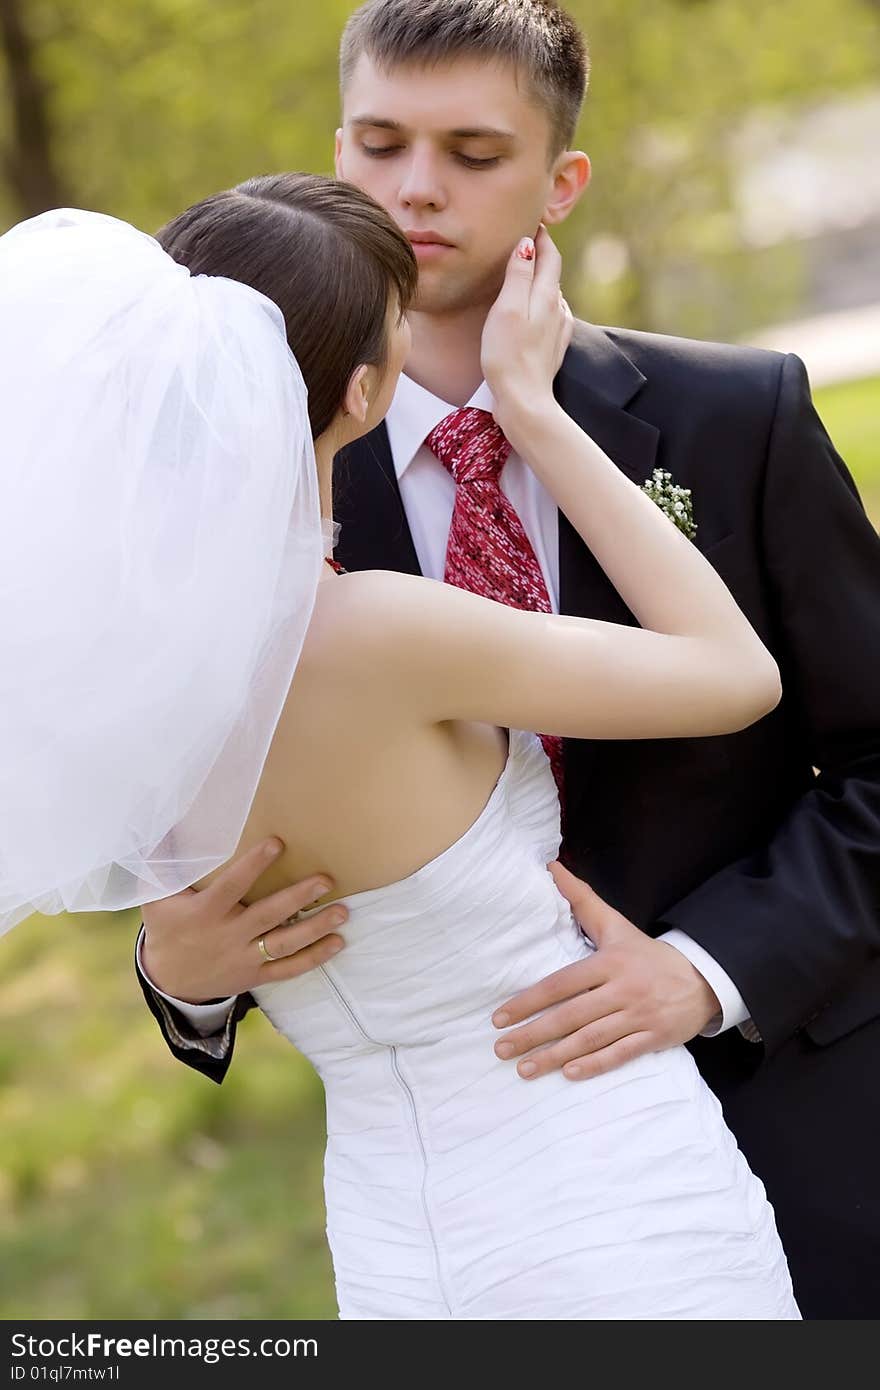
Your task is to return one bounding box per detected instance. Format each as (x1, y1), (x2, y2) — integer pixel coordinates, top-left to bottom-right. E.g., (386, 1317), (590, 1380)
(516, 238), (535, 261)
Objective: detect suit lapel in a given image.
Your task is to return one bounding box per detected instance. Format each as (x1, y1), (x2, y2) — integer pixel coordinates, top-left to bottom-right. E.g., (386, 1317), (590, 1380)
(555, 321), (660, 624)
(553, 324), (661, 827)
(334, 425), (422, 576)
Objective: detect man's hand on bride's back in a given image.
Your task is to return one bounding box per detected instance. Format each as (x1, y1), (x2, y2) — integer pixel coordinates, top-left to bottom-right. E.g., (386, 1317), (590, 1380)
(490, 862), (720, 1082)
(140, 838), (348, 1004)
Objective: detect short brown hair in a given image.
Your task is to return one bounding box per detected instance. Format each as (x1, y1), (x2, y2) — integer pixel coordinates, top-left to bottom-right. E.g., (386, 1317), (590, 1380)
(340, 0), (589, 160)
(156, 173), (418, 439)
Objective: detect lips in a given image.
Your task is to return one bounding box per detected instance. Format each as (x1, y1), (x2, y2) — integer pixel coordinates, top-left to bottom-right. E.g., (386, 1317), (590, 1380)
(405, 231), (455, 247)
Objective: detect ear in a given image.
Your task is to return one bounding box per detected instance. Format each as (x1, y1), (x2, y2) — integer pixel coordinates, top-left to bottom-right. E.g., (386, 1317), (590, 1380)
(342, 364), (370, 423)
(334, 128), (344, 179)
(543, 151), (591, 228)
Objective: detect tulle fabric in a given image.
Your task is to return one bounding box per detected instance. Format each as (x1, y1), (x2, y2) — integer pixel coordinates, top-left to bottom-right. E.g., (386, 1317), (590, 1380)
(0, 209), (323, 933)
(322, 517), (341, 556)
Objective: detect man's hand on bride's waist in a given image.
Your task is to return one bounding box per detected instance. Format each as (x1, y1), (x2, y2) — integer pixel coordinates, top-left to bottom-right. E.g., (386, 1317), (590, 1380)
(490, 862), (720, 1082)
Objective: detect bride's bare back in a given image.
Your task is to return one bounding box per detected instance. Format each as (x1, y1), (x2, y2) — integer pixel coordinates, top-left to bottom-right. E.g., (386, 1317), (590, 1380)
(193, 566), (511, 909)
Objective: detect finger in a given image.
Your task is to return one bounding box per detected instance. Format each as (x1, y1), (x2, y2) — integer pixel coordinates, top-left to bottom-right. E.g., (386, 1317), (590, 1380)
(554, 296), (574, 375)
(254, 902), (348, 959)
(560, 1033), (655, 1082)
(561, 296), (574, 348)
(508, 1014), (634, 1080)
(256, 931), (346, 985)
(245, 877), (341, 936)
(547, 860), (609, 936)
(493, 986), (620, 1059)
(491, 956), (606, 1028)
(532, 224), (563, 298)
(547, 859), (598, 911)
(495, 234), (537, 317)
(141, 886), (198, 928)
(202, 837), (287, 915)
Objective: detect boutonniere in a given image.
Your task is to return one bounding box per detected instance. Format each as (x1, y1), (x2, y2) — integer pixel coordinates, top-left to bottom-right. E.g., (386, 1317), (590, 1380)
(641, 467), (697, 541)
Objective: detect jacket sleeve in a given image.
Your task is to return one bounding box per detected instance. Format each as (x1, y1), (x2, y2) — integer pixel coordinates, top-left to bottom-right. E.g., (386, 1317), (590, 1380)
(659, 352), (880, 1055)
(134, 928), (258, 1084)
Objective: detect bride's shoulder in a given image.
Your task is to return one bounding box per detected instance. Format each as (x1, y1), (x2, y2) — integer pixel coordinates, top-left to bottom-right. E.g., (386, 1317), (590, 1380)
(303, 568), (443, 670)
(320, 567), (444, 622)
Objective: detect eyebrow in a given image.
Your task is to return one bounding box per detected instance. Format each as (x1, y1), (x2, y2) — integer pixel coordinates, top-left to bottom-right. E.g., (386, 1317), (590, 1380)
(350, 116), (516, 140)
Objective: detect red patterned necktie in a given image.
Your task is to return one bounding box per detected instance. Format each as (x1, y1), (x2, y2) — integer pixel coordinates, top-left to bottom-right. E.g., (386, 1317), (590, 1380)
(425, 406), (565, 806)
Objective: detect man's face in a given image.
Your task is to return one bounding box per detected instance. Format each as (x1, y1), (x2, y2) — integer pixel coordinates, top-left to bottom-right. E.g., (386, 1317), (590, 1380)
(336, 53), (577, 315)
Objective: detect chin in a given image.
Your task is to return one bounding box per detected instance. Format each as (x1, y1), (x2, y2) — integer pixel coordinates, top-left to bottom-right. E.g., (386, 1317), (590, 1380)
(412, 274), (491, 316)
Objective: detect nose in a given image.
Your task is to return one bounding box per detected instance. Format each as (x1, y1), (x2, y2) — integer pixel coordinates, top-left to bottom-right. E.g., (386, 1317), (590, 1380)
(396, 144), (446, 214)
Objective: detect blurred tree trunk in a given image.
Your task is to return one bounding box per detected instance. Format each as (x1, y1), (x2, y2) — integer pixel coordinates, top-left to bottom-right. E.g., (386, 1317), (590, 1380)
(0, 0), (67, 217)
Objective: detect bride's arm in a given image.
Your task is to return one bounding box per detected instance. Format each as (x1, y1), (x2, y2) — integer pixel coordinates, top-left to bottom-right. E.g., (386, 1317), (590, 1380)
(334, 552), (779, 742)
(332, 233), (780, 741)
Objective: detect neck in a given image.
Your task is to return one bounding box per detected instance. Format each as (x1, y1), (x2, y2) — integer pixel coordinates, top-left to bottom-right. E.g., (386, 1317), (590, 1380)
(404, 301), (490, 406)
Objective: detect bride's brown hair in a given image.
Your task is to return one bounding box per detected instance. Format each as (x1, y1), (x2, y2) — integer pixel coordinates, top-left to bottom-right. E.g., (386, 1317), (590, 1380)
(156, 172), (418, 439)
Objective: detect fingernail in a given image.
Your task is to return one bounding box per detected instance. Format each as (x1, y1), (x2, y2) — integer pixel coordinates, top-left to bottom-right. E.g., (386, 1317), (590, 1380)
(311, 880), (332, 901)
(496, 1041), (514, 1059)
(265, 838), (283, 858)
(519, 1061), (537, 1077)
(564, 1064), (581, 1079)
(516, 237), (534, 261)
(493, 1011), (510, 1028)
(327, 941), (343, 956)
(330, 911), (346, 927)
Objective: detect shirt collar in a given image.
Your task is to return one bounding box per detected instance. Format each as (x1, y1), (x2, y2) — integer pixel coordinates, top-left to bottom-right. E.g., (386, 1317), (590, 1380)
(385, 372), (496, 482)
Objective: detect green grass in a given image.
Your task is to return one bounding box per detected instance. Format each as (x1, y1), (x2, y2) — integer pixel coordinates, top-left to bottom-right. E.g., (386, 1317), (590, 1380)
(813, 375), (880, 525)
(1, 375), (875, 1321)
(0, 911), (337, 1319)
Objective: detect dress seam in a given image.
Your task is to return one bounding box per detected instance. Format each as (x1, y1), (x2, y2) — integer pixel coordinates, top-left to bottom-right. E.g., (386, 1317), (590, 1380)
(318, 964), (456, 1317)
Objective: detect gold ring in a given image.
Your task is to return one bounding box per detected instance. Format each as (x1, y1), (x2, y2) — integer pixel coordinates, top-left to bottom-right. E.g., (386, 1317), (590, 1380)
(257, 935), (279, 963)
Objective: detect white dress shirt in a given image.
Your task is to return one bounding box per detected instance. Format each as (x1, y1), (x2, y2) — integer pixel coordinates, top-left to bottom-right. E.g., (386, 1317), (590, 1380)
(138, 371), (752, 1039)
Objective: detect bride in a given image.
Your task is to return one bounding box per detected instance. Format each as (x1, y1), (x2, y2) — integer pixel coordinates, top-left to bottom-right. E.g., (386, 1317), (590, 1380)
(0, 174), (798, 1319)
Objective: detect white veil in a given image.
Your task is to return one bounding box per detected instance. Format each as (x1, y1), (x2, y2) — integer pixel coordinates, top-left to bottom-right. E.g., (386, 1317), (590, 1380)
(0, 208), (325, 935)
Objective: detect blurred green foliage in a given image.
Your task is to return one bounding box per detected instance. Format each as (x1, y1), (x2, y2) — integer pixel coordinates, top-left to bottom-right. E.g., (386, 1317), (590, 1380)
(814, 376), (880, 515)
(2, 1), (880, 334)
(0, 909), (337, 1319)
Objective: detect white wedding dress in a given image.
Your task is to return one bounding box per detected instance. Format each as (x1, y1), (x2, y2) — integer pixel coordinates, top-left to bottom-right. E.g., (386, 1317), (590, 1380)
(252, 728), (799, 1320)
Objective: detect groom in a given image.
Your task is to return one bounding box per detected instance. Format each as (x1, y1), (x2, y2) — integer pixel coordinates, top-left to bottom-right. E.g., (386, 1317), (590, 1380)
(135, 0), (880, 1318)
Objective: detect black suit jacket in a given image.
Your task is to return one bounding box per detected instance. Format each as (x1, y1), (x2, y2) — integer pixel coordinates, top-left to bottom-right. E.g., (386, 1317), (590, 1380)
(136, 321), (880, 1313)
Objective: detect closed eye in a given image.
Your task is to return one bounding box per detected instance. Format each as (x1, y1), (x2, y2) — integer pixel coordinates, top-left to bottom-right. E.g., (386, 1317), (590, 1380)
(361, 145), (500, 169)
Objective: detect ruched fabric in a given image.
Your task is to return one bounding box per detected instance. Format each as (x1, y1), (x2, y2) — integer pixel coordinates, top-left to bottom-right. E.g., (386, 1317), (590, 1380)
(253, 729), (799, 1320)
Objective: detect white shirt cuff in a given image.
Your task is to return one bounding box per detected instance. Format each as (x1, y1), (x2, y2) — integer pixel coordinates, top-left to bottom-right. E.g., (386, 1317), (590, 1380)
(658, 928), (753, 1037)
(136, 924), (237, 1037)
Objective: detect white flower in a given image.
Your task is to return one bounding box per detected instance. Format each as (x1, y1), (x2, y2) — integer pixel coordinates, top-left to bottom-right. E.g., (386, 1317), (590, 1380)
(641, 467), (697, 541)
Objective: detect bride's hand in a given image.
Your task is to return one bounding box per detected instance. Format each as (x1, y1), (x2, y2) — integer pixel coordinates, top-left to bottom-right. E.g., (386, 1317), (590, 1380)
(481, 224), (573, 443)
